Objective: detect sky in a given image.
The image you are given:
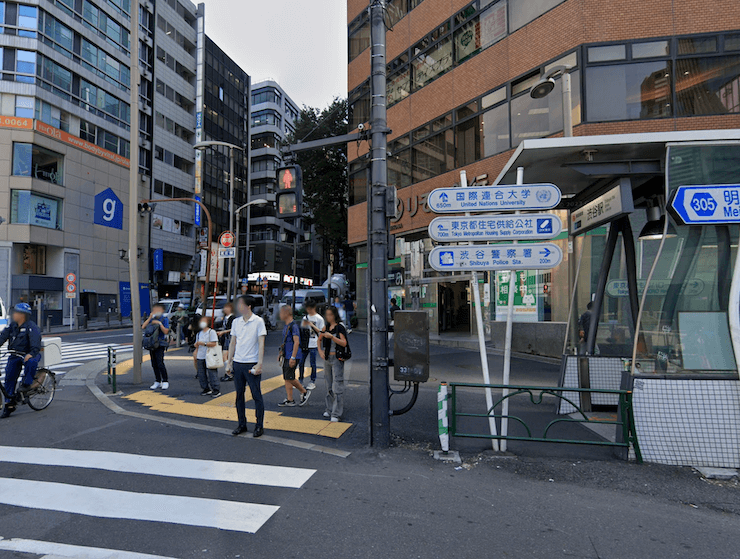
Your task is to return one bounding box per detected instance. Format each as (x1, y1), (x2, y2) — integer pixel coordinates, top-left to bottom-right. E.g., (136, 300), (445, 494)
(198, 0), (348, 109)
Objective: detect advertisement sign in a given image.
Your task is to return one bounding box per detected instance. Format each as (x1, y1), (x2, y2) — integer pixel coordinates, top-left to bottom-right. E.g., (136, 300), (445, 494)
(119, 282), (151, 318)
(194, 196), (202, 226)
(153, 249), (164, 272)
(495, 271), (539, 322)
(93, 188), (123, 230)
(480, 0), (507, 49)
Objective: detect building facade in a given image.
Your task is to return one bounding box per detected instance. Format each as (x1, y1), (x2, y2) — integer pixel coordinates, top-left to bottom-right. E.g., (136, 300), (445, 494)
(0, 0), (155, 324)
(247, 79), (319, 300)
(148, 0), (199, 299)
(347, 0), (740, 335)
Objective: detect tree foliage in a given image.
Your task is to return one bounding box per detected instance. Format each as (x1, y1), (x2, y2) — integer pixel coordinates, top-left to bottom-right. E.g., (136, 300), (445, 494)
(287, 98), (349, 266)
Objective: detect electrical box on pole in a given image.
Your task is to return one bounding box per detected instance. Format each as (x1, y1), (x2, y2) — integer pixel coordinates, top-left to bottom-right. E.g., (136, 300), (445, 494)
(276, 166), (303, 218)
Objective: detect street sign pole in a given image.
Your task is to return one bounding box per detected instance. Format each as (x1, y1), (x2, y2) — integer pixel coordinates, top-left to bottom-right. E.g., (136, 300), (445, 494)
(501, 166), (525, 452)
(368, 0), (391, 448)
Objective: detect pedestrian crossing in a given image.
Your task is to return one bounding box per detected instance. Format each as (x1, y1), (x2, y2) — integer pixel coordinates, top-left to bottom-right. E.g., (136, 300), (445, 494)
(0, 342), (133, 379)
(0, 446), (316, 537)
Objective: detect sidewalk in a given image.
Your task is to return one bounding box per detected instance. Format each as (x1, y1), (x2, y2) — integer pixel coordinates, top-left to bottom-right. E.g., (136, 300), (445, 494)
(42, 317), (133, 335)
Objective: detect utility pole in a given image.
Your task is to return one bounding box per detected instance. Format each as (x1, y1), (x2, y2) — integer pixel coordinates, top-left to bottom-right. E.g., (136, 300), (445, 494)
(128, 0), (143, 384)
(368, 0), (391, 447)
(292, 236), (298, 313)
(227, 146), (235, 300)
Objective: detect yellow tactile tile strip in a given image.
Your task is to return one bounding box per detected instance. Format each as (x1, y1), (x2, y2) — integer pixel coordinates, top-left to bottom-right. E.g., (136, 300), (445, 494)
(115, 357), (350, 439)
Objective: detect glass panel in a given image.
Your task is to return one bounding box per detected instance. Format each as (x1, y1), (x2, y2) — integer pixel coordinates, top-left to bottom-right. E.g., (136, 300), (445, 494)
(455, 101), (478, 120)
(585, 61), (671, 121)
(675, 56), (740, 115)
(388, 148), (412, 189)
(349, 165), (367, 206)
(454, 16), (480, 64)
(482, 87), (506, 109)
(388, 65), (410, 107)
(482, 101), (510, 156)
(726, 34), (740, 52)
(15, 95), (34, 118)
(632, 40), (670, 59)
(511, 71), (540, 96)
(18, 5), (37, 37)
(412, 36), (453, 90)
(588, 44), (626, 62)
(16, 50), (36, 76)
(455, 116), (481, 167)
(479, 0), (507, 50)
(511, 71), (581, 143)
(348, 16), (370, 62)
(10, 191), (62, 229)
(12, 143), (32, 177)
(678, 37), (717, 55)
(509, 0), (565, 32)
(413, 130), (453, 183)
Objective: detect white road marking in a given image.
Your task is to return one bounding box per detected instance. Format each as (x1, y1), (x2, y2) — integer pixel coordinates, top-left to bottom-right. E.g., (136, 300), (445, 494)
(79, 333), (134, 340)
(0, 446), (316, 488)
(0, 536), (178, 559)
(0, 478), (279, 534)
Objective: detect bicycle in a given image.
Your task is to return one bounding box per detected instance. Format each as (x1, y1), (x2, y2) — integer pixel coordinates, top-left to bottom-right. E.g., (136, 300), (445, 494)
(0, 364), (56, 415)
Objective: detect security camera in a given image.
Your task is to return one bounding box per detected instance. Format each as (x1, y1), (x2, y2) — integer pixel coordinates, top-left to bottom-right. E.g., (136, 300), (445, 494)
(358, 123), (365, 131)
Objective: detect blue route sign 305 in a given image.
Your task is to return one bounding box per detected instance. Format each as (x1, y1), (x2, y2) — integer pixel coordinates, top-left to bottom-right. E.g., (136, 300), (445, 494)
(670, 184), (740, 225)
(429, 243), (563, 272)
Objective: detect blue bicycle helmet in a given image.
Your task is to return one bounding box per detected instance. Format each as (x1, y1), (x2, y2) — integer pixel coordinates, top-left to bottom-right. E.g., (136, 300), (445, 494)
(13, 303), (32, 315)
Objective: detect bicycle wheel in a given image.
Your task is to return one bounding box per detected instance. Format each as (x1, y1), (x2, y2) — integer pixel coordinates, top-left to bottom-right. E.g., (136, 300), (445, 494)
(27, 369), (55, 411)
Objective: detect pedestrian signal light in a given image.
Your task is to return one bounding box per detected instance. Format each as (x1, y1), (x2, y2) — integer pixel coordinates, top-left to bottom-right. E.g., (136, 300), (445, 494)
(275, 165), (302, 218)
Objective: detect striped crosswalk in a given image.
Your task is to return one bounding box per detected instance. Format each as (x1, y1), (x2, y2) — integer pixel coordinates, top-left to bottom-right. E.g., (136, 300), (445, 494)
(0, 446), (316, 537)
(0, 341), (133, 379)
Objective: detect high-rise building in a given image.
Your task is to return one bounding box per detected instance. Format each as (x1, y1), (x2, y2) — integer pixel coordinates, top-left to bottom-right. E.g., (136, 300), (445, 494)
(346, 0), (740, 334)
(148, 0), (199, 299)
(246, 79), (320, 299)
(0, 0), (155, 324)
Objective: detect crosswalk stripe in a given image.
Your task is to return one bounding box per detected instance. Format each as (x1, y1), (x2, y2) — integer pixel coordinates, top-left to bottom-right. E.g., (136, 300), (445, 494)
(0, 536), (178, 559)
(0, 478), (279, 534)
(0, 446), (316, 489)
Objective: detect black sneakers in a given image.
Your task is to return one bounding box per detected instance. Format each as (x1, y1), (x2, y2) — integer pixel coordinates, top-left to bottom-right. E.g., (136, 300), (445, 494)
(201, 388), (212, 396)
(278, 399), (296, 407)
(232, 425), (248, 436)
(299, 390), (312, 406)
(210, 390), (221, 398)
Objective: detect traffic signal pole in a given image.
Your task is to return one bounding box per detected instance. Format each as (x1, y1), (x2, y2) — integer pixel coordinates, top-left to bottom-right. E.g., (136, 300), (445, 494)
(368, 0), (391, 447)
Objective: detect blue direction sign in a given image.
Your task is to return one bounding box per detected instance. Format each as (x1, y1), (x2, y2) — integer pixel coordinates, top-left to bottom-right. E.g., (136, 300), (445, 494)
(670, 184), (740, 225)
(428, 184), (561, 214)
(94, 188), (123, 230)
(429, 213), (562, 242)
(429, 243), (563, 272)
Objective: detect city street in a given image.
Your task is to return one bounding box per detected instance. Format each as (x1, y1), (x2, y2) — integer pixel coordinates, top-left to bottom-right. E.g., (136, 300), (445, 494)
(0, 330), (738, 558)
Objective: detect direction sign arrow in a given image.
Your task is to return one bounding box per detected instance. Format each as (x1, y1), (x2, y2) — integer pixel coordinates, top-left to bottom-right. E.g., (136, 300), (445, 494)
(429, 243), (563, 272)
(670, 184), (740, 225)
(428, 213), (562, 242)
(428, 184), (561, 214)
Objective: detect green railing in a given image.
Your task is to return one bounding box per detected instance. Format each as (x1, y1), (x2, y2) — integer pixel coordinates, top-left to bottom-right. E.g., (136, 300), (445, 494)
(448, 383), (642, 462)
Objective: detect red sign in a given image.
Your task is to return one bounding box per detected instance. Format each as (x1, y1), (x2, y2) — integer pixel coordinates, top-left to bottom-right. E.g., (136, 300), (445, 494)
(66, 273), (77, 283)
(65, 283), (77, 293)
(220, 231), (235, 248)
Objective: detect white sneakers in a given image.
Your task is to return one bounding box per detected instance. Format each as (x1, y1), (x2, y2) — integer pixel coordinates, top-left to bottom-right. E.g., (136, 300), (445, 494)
(323, 411), (330, 418)
(161, 382), (169, 390)
(307, 382), (316, 390)
(330, 417), (339, 423)
(150, 382), (169, 390)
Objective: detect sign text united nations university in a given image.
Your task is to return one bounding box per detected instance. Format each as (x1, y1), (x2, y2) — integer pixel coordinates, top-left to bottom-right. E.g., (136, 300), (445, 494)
(428, 184), (561, 213)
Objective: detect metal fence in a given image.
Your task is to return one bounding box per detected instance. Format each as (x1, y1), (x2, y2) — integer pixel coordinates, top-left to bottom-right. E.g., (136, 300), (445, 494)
(447, 382), (642, 461)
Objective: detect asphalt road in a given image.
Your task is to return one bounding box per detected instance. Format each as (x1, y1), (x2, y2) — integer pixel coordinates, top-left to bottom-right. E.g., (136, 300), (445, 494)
(0, 329), (738, 558)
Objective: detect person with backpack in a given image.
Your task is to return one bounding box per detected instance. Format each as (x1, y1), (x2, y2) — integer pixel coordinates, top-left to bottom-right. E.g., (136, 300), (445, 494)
(142, 303), (170, 390)
(318, 305), (349, 422)
(193, 317), (220, 397)
(299, 300), (324, 390)
(277, 305), (311, 407)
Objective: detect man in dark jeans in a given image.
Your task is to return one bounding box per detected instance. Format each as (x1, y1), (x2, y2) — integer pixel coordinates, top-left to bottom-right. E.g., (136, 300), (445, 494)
(227, 295), (267, 438)
(142, 303), (170, 390)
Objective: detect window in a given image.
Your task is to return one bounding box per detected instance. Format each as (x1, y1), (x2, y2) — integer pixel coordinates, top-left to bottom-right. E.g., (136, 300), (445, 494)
(482, 101), (510, 157)
(16, 50), (36, 83)
(252, 157), (278, 173)
(22, 245), (46, 274)
(455, 116), (481, 167)
(413, 129), (453, 182)
(413, 36), (453, 90)
(252, 87), (281, 106)
(727, 34), (740, 52)
(40, 57), (72, 93)
(675, 56), (740, 116)
(388, 56), (410, 107)
(251, 109), (281, 128)
(41, 13), (74, 55)
(678, 37), (717, 55)
(586, 61), (671, 121)
(80, 120), (96, 143)
(349, 80), (370, 129)
(348, 11), (370, 62)
(35, 100), (69, 131)
(18, 5), (38, 37)
(0, 2), (5, 30)
(11, 191), (63, 230)
(509, 0), (564, 32)
(632, 40), (670, 59)
(13, 143), (64, 185)
(588, 44), (626, 62)
(251, 133), (279, 150)
(15, 96), (34, 118)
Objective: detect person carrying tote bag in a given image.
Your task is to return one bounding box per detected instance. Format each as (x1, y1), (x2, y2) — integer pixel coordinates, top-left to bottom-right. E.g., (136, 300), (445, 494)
(193, 319), (221, 397)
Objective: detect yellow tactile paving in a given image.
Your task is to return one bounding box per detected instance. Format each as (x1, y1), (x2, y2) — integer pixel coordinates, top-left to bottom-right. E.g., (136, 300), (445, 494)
(123, 390), (352, 438)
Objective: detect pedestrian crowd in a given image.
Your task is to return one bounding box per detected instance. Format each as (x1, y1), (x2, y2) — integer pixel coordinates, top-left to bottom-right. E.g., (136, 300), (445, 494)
(142, 295), (351, 437)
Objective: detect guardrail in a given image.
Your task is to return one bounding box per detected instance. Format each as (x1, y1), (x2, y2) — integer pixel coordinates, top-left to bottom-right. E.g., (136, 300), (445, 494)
(447, 382), (642, 461)
(107, 347), (117, 394)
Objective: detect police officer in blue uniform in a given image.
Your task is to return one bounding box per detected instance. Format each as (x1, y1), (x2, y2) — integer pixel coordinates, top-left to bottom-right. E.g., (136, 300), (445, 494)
(0, 303), (42, 418)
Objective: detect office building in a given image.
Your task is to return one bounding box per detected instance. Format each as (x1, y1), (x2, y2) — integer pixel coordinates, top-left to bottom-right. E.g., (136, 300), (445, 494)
(247, 79), (319, 300)
(347, 0), (740, 336)
(0, 0), (155, 324)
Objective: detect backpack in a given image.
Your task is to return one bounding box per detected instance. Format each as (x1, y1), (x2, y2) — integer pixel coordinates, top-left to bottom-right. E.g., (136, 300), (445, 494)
(142, 323), (161, 351)
(299, 319), (311, 353)
(336, 325), (352, 361)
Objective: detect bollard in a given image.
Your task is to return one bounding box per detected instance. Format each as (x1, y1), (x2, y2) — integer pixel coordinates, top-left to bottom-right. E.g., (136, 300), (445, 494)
(107, 347), (112, 385)
(46, 315), (52, 333)
(107, 347), (117, 393)
(438, 382), (449, 453)
(106, 312), (111, 326)
(112, 348), (117, 394)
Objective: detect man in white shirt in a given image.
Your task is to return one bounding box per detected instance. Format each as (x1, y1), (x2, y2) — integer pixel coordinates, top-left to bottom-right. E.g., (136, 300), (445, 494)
(299, 300), (325, 390)
(228, 295), (267, 437)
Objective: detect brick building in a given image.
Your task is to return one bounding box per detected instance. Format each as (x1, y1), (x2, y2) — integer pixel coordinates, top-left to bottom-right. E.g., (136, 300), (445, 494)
(346, 0), (740, 335)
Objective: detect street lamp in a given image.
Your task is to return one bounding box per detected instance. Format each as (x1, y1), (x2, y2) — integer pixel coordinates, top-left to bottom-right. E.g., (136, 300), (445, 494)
(233, 198), (269, 301)
(194, 140), (245, 300)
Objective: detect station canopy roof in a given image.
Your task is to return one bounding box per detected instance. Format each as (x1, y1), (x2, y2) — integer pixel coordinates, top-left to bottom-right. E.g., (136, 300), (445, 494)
(494, 130), (740, 205)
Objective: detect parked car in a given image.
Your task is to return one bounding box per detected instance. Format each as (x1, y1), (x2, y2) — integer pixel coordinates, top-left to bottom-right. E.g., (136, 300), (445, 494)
(155, 299), (182, 321)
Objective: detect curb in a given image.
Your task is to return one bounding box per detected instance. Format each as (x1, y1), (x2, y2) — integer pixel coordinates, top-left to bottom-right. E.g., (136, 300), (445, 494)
(70, 358), (351, 458)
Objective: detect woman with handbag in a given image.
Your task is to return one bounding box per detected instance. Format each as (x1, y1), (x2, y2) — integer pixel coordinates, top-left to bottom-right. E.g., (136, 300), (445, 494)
(193, 318), (221, 397)
(318, 305), (349, 422)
